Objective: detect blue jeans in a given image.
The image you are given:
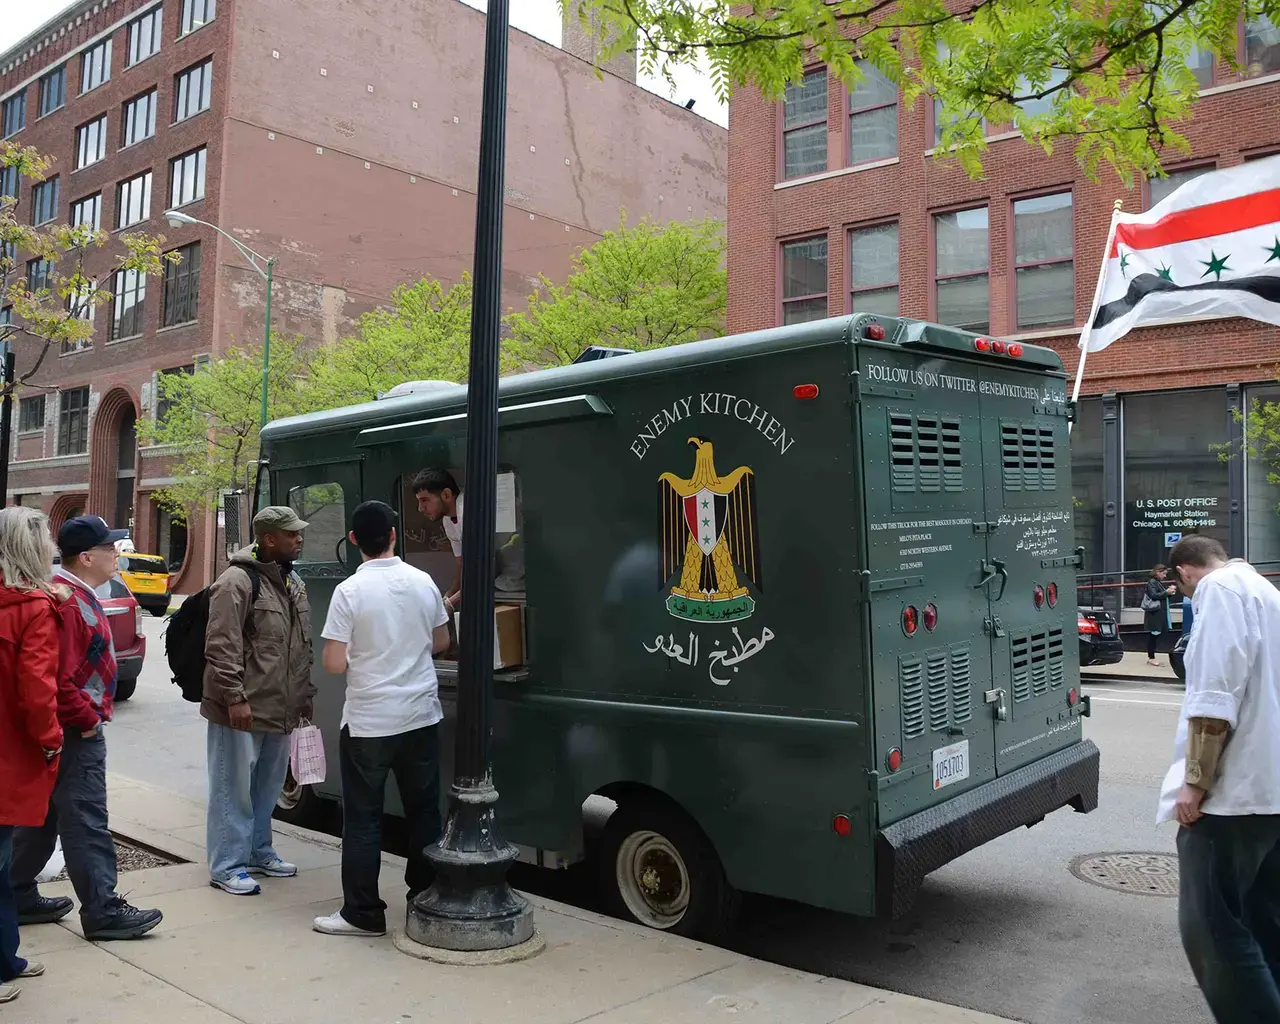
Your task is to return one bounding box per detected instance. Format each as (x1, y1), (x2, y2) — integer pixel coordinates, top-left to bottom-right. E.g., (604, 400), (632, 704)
(0, 827), (28, 982)
(206, 723), (291, 881)
(1178, 814), (1280, 1023)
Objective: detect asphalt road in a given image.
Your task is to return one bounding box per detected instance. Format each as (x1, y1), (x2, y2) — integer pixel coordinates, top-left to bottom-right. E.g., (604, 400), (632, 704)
(111, 618), (1209, 1024)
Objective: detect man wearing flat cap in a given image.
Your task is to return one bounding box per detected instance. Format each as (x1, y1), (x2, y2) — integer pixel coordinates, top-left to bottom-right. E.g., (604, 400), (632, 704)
(203, 506), (314, 896)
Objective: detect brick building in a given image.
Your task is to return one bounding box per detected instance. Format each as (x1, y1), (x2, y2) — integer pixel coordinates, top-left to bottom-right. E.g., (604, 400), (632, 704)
(726, 19), (1280, 590)
(1, 0), (726, 590)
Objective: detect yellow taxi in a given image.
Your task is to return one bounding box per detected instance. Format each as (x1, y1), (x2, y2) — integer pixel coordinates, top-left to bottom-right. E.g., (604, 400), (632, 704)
(116, 552), (172, 617)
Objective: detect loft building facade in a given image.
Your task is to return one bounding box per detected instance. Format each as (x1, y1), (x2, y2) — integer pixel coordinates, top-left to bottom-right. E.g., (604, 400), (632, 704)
(1, 0), (726, 590)
(725, 17), (1280, 612)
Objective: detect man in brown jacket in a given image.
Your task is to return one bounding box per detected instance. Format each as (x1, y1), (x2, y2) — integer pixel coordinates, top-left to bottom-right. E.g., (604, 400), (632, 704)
(203, 507), (315, 896)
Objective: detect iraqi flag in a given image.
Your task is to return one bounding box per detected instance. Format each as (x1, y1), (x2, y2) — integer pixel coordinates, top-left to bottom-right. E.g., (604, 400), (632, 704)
(1081, 155), (1280, 353)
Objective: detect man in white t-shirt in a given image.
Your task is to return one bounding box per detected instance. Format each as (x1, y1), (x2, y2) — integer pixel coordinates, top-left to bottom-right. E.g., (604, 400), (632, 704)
(412, 468), (463, 613)
(312, 501), (450, 937)
(1158, 535), (1280, 1022)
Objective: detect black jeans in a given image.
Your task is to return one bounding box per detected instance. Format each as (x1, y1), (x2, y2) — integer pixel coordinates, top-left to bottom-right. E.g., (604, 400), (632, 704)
(12, 729), (118, 922)
(339, 724), (441, 932)
(1178, 814), (1280, 1023)
(0, 827), (27, 982)
(1148, 632), (1161, 660)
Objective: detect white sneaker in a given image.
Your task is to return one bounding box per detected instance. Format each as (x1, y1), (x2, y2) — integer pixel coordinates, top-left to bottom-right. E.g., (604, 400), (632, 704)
(247, 857), (298, 878)
(210, 871), (262, 896)
(312, 910), (385, 937)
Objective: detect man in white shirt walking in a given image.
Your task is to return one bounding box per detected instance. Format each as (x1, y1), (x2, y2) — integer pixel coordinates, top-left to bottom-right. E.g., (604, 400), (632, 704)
(313, 501), (451, 937)
(1159, 535), (1280, 1023)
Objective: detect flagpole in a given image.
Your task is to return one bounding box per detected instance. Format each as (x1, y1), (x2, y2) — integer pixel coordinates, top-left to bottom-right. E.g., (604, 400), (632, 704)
(1070, 199), (1125, 434)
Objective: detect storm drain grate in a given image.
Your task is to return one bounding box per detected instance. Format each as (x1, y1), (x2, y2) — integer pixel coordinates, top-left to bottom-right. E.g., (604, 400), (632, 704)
(1069, 852), (1179, 897)
(48, 834), (186, 882)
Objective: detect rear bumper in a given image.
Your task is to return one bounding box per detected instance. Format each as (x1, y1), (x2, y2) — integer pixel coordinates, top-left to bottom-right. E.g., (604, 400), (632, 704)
(1080, 636), (1124, 666)
(875, 739), (1100, 919)
(134, 593), (170, 612)
(117, 651), (144, 681)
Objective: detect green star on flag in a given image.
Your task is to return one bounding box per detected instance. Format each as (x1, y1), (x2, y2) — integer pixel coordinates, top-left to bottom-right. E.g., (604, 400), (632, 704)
(1119, 252), (1131, 277)
(1156, 264), (1174, 282)
(1200, 250), (1231, 281)
(1266, 237), (1280, 264)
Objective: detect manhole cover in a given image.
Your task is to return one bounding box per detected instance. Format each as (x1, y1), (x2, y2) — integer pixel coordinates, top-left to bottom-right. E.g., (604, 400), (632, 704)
(1069, 852), (1179, 897)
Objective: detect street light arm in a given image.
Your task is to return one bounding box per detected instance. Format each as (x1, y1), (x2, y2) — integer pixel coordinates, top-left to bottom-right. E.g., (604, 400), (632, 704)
(165, 211), (273, 279)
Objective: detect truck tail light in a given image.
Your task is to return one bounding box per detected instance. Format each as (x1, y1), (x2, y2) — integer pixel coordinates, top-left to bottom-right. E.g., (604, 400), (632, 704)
(793, 383), (819, 400)
(865, 323), (886, 340)
(832, 813), (853, 836)
(1033, 584), (1045, 609)
(887, 748), (903, 772)
(1068, 688), (1080, 707)
(1047, 582), (1058, 607)
(902, 605), (919, 636)
(1078, 617), (1099, 635)
(974, 337), (991, 352)
(991, 339), (1007, 355)
(923, 602), (938, 631)
(1008, 343), (1024, 358)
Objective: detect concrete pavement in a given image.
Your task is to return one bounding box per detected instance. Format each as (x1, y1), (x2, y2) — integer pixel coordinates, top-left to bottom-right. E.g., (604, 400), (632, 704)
(1081, 650), (1180, 685)
(9, 774), (1017, 1024)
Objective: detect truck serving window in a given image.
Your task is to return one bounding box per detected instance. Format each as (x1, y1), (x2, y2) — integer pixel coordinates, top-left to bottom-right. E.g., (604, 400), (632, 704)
(288, 482), (346, 564)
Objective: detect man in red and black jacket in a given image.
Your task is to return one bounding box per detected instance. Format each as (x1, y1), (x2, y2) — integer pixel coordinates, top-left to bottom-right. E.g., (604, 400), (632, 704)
(10, 517), (163, 941)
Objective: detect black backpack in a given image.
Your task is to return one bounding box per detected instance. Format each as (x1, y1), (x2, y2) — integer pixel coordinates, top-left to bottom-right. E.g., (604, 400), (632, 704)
(165, 567), (260, 702)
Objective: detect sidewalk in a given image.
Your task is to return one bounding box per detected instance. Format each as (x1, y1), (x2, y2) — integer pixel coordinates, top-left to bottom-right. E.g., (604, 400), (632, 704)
(10, 774), (1019, 1024)
(1081, 650), (1181, 685)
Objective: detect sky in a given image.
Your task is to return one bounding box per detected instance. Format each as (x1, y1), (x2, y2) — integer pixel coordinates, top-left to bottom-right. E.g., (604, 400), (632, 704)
(1, 0), (727, 126)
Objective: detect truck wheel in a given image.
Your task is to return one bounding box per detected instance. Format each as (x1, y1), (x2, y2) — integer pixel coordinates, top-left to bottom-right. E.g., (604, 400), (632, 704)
(273, 766), (322, 828)
(600, 802), (739, 940)
(150, 606), (168, 618)
(114, 678), (137, 702)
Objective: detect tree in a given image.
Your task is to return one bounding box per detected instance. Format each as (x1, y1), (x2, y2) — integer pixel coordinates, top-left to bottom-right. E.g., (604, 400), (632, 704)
(136, 334), (312, 519)
(1, 142), (172, 399)
(1225, 390), (1280, 513)
(570, 0), (1275, 181)
(506, 214), (726, 365)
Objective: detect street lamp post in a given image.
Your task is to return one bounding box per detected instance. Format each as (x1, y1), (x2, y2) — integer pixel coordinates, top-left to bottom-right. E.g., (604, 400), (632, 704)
(163, 210), (276, 432)
(404, 0), (535, 954)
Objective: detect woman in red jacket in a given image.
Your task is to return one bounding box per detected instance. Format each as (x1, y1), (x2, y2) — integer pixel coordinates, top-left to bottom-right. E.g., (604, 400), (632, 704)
(0, 507), (64, 1005)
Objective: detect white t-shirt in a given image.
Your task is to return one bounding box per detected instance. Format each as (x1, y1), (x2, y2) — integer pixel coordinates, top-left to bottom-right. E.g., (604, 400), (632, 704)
(320, 556), (450, 738)
(1156, 560), (1280, 822)
(443, 493), (464, 557)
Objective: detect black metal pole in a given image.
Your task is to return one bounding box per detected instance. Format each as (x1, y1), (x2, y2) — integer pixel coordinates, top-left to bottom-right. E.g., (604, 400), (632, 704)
(405, 0), (534, 952)
(0, 349), (15, 508)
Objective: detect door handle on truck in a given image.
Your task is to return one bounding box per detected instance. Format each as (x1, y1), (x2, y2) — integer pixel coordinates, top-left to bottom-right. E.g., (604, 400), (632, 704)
(974, 560), (998, 590)
(991, 559), (1009, 602)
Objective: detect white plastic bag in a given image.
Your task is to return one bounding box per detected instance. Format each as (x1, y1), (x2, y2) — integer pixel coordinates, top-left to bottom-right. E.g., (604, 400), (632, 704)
(289, 719), (327, 785)
(36, 838), (65, 883)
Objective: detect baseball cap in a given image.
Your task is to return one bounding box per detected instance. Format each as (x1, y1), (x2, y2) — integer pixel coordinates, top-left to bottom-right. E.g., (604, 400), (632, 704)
(59, 516), (130, 558)
(253, 506), (309, 537)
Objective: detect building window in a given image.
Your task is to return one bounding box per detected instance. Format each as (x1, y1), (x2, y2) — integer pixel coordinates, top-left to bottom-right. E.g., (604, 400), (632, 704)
(1245, 385), (1280, 562)
(174, 59), (213, 123)
(0, 165), (16, 203)
(110, 268), (147, 340)
(116, 171), (153, 229)
(63, 279), (96, 354)
(121, 90), (157, 148)
(75, 116), (108, 170)
(1148, 164), (1213, 209)
(70, 193), (103, 231)
(933, 41), (986, 146)
(18, 395), (45, 434)
(57, 387), (90, 456)
(38, 66), (66, 117)
(781, 69), (827, 180)
(849, 222), (899, 317)
(0, 305), (9, 325)
(155, 363), (195, 424)
(81, 39), (113, 94)
(26, 258), (54, 293)
(848, 61), (897, 165)
(1012, 192), (1074, 330)
(934, 207), (990, 333)
(30, 177), (59, 226)
(1015, 67), (1069, 119)
(2, 91), (26, 138)
(1071, 397), (1103, 574)
(127, 8), (163, 67)
(180, 0), (217, 36)
(780, 237), (828, 325)
(162, 242), (201, 326)
(169, 147), (207, 208)
(1245, 15), (1280, 77)
(1186, 41), (1215, 88)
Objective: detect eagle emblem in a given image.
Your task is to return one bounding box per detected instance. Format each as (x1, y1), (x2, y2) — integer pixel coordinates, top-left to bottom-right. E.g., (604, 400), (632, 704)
(658, 437), (762, 622)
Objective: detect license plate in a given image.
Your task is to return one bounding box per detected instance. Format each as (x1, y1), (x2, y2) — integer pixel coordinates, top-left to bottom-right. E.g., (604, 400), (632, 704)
(932, 740), (970, 791)
(1100, 623), (1115, 636)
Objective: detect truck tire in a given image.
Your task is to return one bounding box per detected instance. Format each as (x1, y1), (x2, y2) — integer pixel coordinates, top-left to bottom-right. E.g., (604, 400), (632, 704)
(273, 766), (323, 829)
(599, 801), (739, 940)
(114, 678), (137, 702)
(150, 606), (168, 618)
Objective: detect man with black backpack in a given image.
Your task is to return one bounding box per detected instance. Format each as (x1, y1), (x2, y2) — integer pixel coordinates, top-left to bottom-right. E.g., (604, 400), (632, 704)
(201, 507), (314, 896)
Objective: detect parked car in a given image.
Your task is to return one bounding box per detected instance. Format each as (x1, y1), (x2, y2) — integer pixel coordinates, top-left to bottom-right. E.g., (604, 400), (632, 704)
(1079, 610), (1124, 667)
(1170, 632), (1189, 681)
(116, 553), (172, 617)
(92, 575), (146, 702)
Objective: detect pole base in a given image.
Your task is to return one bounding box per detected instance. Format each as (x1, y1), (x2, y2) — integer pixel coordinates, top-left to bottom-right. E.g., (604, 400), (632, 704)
(405, 779), (536, 952)
(394, 927), (545, 966)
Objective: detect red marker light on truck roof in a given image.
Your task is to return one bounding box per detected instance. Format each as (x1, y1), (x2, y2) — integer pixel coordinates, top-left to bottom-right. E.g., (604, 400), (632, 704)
(991, 339), (1007, 355)
(1008, 343), (1024, 358)
(974, 337), (991, 352)
(793, 384), (819, 400)
(865, 323), (886, 340)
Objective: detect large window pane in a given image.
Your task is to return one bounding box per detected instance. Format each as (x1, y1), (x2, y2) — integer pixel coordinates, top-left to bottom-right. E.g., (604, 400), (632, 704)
(1072, 397), (1104, 575)
(783, 124), (827, 180)
(782, 70), (827, 179)
(850, 222), (898, 316)
(1015, 67), (1068, 119)
(849, 105), (897, 164)
(936, 276), (989, 333)
(1015, 263), (1075, 329)
(1013, 193), (1073, 263)
(935, 207), (988, 276)
(781, 297), (828, 325)
(783, 71), (827, 128)
(782, 237), (827, 298)
(1123, 389), (1229, 573)
(1245, 385), (1280, 566)
(1246, 15), (1280, 76)
(1148, 165), (1211, 209)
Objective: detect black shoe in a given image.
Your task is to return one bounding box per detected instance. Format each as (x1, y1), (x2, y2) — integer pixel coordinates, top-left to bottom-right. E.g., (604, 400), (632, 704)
(17, 896), (74, 926)
(81, 896), (163, 941)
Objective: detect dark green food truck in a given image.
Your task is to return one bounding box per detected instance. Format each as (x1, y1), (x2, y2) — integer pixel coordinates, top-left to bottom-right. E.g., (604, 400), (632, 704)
(261, 314), (1099, 939)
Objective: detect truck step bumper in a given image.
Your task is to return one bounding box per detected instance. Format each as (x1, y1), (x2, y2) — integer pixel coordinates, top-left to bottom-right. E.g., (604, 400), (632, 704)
(875, 739), (1100, 919)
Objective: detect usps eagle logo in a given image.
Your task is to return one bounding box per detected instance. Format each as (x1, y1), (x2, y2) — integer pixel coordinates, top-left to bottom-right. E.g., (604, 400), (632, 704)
(658, 437), (762, 623)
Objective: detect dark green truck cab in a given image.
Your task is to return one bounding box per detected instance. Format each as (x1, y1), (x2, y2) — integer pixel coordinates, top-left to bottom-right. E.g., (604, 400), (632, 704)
(261, 314), (1099, 937)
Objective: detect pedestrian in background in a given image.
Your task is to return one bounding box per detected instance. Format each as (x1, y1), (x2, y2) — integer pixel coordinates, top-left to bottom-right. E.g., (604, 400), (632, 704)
(314, 501), (450, 937)
(203, 507), (314, 896)
(0, 509), (64, 1004)
(11, 516), (162, 940)
(1143, 563), (1177, 667)
(1159, 535), (1280, 1022)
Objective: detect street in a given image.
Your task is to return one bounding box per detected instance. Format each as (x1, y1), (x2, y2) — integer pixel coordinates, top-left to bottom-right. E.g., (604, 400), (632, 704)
(112, 616), (1207, 1024)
